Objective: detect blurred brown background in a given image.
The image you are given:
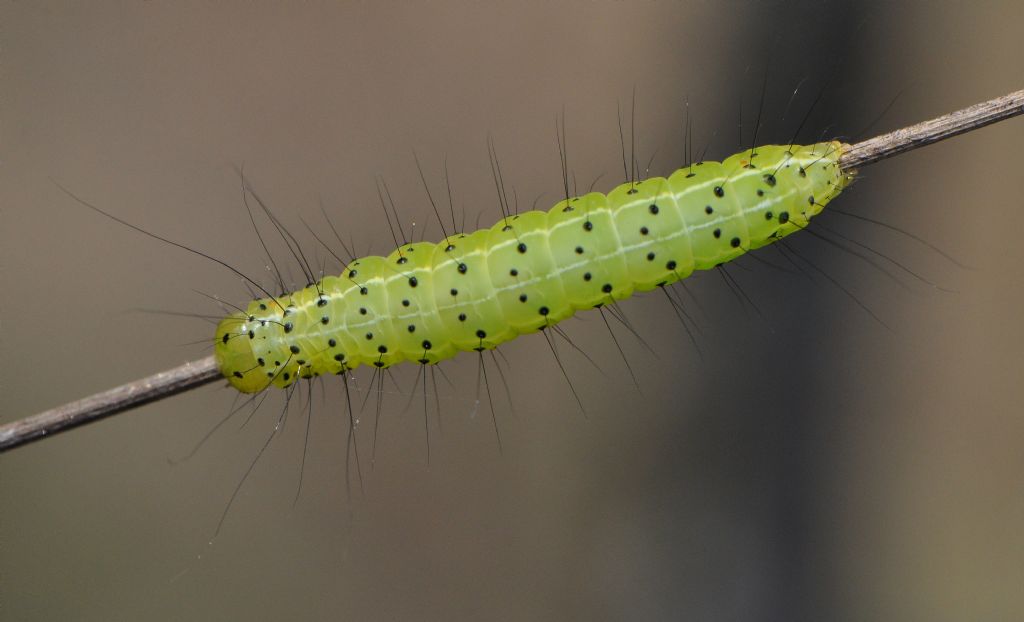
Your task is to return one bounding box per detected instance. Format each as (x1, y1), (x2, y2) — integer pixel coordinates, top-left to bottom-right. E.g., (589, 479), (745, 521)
(3, 2), (1024, 620)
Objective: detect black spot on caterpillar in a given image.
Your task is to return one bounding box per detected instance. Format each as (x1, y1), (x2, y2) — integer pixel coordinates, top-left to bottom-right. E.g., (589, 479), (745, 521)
(215, 143), (853, 393)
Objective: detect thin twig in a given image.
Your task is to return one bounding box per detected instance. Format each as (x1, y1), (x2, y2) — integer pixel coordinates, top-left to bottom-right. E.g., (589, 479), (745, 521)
(2, 89), (1022, 454)
(839, 89), (1024, 169)
(0, 357), (221, 452)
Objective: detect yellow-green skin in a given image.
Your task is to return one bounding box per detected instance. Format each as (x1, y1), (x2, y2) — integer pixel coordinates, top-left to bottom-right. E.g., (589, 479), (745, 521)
(216, 142), (853, 393)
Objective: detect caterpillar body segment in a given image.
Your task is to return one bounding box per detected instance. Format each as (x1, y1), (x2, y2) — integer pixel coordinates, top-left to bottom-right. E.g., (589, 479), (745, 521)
(215, 142), (853, 393)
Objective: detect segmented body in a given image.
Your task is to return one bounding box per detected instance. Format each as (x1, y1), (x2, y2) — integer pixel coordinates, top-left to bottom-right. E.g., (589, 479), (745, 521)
(215, 142), (853, 393)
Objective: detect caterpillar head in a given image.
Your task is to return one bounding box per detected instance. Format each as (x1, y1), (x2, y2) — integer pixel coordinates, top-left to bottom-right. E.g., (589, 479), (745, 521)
(214, 310), (267, 393)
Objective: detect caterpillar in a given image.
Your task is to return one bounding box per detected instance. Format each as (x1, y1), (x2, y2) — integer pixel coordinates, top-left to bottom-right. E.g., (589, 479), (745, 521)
(215, 142), (853, 392)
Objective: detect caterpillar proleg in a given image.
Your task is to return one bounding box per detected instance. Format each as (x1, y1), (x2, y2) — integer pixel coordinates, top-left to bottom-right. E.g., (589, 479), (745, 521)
(215, 143), (852, 392)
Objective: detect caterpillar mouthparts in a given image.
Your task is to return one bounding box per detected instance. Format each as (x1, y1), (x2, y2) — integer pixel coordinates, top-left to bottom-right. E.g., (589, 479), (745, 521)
(215, 142), (852, 393)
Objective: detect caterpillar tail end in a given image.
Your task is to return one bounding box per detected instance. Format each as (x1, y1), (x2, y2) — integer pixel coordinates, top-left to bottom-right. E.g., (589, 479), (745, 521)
(817, 140), (856, 213)
(838, 141), (858, 185)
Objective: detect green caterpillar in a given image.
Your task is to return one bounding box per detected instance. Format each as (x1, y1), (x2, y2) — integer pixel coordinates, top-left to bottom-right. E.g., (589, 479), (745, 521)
(215, 142), (853, 393)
